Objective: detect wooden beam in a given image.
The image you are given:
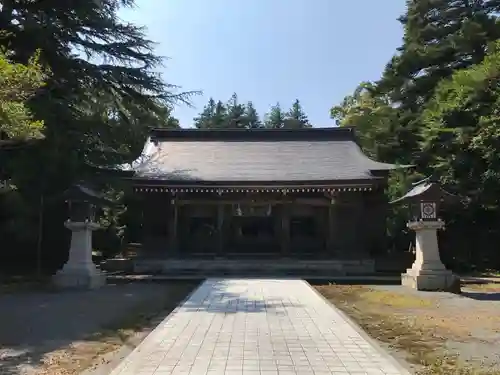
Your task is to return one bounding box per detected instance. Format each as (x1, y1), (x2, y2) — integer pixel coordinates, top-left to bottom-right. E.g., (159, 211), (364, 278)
(327, 203), (335, 256)
(281, 204), (291, 256)
(216, 204), (225, 257)
(169, 199), (178, 255)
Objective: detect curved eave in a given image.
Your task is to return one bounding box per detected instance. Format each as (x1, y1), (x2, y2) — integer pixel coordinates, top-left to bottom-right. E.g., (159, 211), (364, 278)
(352, 142), (415, 172)
(369, 163), (415, 174)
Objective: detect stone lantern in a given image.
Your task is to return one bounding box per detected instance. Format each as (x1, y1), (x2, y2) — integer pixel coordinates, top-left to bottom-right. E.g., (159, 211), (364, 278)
(52, 183), (112, 289)
(391, 177), (460, 291)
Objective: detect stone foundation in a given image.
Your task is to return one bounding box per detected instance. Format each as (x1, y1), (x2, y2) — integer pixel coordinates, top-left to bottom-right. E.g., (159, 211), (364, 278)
(401, 270), (460, 292)
(132, 258), (376, 277)
(53, 267), (106, 289)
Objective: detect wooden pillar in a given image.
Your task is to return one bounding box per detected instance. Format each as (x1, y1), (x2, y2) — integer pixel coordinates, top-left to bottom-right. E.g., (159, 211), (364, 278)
(326, 202), (336, 256)
(168, 197), (178, 256)
(217, 203), (225, 257)
(281, 204), (290, 257)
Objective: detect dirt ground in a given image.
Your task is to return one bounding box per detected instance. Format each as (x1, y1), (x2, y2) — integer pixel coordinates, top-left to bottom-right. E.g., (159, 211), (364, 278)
(0, 281), (197, 375)
(315, 280), (500, 375)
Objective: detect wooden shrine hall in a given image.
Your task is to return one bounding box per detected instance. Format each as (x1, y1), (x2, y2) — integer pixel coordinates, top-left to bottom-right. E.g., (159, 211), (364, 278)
(125, 127), (402, 276)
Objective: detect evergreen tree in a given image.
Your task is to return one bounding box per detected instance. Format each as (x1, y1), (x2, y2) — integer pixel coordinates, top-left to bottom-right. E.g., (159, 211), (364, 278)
(194, 98), (216, 129)
(244, 101), (262, 129)
(0, 0), (191, 192)
(264, 103), (285, 129)
(0, 0), (192, 266)
(329, 0), (500, 269)
(212, 100), (228, 129)
(375, 0), (500, 164)
(0, 51), (47, 143)
(421, 41), (500, 204)
(226, 93), (246, 129)
(155, 106), (181, 129)
(284, 99), (311, 128)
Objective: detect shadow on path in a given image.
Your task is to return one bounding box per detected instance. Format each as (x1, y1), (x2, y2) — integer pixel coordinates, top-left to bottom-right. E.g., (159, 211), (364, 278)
(0, 281), (196, 375)
(180, 279), (305, 314)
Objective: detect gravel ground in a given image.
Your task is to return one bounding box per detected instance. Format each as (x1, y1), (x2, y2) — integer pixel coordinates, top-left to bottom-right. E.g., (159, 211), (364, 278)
(373, 284), (500, 370)
(0, 283), (196, 375)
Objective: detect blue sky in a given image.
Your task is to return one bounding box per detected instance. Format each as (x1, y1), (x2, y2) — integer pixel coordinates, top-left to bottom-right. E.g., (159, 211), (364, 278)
(120, 1), (406, 128)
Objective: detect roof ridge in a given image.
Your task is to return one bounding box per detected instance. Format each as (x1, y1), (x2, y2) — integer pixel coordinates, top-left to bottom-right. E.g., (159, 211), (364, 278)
(150, 127), (356, 142)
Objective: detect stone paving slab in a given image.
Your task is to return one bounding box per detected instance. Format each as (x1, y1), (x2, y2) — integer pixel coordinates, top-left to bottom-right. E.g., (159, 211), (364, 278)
(110, 279), (409, 375)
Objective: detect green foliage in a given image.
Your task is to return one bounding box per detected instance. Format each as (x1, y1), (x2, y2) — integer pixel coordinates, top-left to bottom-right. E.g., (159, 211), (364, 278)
(331, 82), (400, 161)
(375, 0), (500, 164)
(421, 41), (500, 207)
(194, 98), (217, 129)
(193, 96), (311, 130)
(330, 0), (500, 269)
(244, 101), (262, 129)
(0, 50), (47, 141)
(284, 99), (311, 128)
(264, 103), (286, 129)
(0, 0), (190, 269)
(226, 93), (246, 129)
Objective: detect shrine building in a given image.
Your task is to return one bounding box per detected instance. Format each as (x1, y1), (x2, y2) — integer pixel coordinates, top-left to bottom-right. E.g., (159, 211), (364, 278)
(124, 127), (402, 276)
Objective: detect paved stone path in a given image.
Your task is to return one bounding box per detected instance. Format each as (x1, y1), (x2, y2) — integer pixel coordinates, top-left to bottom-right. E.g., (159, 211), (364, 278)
(110, 279), (408, 375)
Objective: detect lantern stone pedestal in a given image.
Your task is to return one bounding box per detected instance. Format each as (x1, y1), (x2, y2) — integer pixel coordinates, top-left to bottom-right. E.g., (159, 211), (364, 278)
(52, 221), (106, 289)
(401, 220), (459, 292)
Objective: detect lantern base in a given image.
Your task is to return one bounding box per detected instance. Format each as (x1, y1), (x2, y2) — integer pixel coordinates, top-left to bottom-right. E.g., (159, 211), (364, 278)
(401, 269), (460, 292)
(53, 265), (106, 289)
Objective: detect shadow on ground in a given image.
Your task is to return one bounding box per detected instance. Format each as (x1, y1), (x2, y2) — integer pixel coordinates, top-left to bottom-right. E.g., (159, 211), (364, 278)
(0, 281), (197, 375)
(180, 279), (305, 314)
(461, 291), (500, 301)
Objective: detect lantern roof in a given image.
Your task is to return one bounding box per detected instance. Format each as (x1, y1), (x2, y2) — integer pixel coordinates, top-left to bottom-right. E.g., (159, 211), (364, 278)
(390, 176), (456, 204)
(63, 183), (114, 206)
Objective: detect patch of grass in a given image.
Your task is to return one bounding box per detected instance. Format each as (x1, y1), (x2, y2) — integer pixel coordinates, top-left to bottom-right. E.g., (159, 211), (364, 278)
(357, 288), (434, 308)
(315, 284), (500, 375)
(462, 282), (500, 292)
(35, 281), (198, 375)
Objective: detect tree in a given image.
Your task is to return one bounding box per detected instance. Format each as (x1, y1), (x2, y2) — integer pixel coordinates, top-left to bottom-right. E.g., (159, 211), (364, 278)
(284, 99), (311, 128)
(212, 100), (227, 128)
(328, 0), (500, 270)
(331, 82), (400, 161)
(194, 98), (216, 129)
(0, 51), (47, 143)
(421, 41), (500, 205)
(0, 0), (192, 271)
(0, 0), (190, 185)
(244, 101), (262, 129)
(264, 103), (285, 129)
(226, 93), (246, 129)
(375, 0), (500, 164)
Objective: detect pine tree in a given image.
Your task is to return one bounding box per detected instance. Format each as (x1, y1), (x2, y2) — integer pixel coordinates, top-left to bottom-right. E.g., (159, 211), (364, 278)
(244, 101), (262, 129)
(194, 98), (216, 129)
(421, 40), (500, 202)
(284, 99), (311, 128)
(212, 100), (228, 128)
(374, 0), (500, 164)
(0, 0), (190, 185)
(264, 103), (285, 129)
(226, 93), (246, 129)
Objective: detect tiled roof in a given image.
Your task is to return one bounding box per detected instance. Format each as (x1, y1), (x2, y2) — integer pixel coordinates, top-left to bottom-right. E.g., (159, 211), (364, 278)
(128, 127), (400, 185)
